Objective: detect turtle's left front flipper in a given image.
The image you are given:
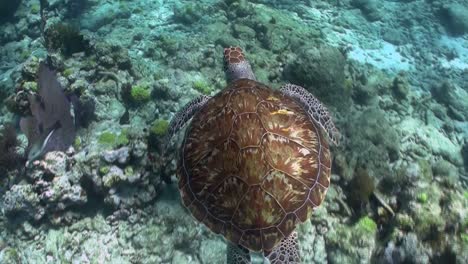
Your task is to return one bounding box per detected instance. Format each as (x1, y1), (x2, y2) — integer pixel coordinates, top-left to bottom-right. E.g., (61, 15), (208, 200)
(265, 231), (300, 264)
(159, 95), (211, 183)
(280, 84), (340, 146)
(167, 95), (211, 141)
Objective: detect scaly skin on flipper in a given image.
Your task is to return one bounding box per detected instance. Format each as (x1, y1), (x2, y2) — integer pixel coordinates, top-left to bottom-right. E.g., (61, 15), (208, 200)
(266, 231), (300, 264)
(227, 244), (251, 264)
(167, 95), (211, 143)
(280, 84), (340, 146)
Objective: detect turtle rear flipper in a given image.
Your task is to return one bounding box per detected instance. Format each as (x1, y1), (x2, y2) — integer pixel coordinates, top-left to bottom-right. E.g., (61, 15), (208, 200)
(280, 84), (340, 146)
(265, 231), (300, 264)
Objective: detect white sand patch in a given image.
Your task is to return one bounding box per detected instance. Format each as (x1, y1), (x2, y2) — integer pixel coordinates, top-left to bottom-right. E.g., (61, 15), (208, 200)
(327, 28), (414, 73)
(437, 36), (468, 70)
(348, 41), (413, 72)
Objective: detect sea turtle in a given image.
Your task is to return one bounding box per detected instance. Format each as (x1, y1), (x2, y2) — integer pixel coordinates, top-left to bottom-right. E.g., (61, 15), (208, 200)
(167, 47), (340, 263)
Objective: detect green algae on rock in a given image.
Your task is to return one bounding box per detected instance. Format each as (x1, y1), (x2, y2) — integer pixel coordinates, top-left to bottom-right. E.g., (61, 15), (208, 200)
(192, 79), (212, 95)
(98, 131), (129, 147)
(150, 119), (169, 137)
(130, 84), (152, 103)
(355, 216), (378, 235)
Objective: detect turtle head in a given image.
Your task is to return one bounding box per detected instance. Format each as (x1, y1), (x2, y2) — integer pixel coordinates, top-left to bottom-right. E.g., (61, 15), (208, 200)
(223, 47), (256, 83)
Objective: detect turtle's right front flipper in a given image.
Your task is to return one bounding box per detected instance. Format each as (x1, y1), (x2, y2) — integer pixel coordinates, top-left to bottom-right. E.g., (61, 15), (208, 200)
(227, 243), (251, 264)
(280, 84), (340, 146)
(265, 231), (301, 264)
(160, 95), (211, 183)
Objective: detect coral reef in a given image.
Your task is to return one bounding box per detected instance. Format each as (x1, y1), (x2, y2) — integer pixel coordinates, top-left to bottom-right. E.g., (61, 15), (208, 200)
(0, 0), (466, 263)
(0, 124), (23, 176)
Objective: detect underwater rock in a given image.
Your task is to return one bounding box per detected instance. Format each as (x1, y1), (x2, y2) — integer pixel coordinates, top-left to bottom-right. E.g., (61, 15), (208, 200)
(172, 250), (200, 264)
(432, 159), (459, 186)
(462, 142), (468, 171)
(399, 117), (462, 165)
(199, 239), (225, 264)
(102, 147), (130, 164)
(93, 42), (133, 71)
(325, 217), (377, 263)
(348, 108), (400, 167)
(173, 3), (204, 25)
(383, 233), (430, 264)
(298, 221), (327, 263)
(284, 44), (347, 107)
(432, 81), (468, 122)
(95, 97), (126, 121)
(351, 0), (381, 22)
(441, 3), (468, 36)
(348, 167), (375, 211)
(2, 184), (42, 221)
(80, 2), (131, 31)
(2, 129), (157, 224)
(105, 178), (156, 209)
(27, 151), (87, 217)
(382, 28), (408, 46)
(0, 246), (21, 264)
(78, 132), (158, 210)
(392, 73), (410, 100)
(6, 57), (43, 115)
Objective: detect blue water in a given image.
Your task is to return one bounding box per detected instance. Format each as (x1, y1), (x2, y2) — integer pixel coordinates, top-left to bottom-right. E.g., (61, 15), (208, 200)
(0, 1), (467, 263)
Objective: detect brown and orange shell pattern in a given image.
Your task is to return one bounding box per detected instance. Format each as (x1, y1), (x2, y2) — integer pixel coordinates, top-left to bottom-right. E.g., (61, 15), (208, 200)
(178, 79), (331, 252)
